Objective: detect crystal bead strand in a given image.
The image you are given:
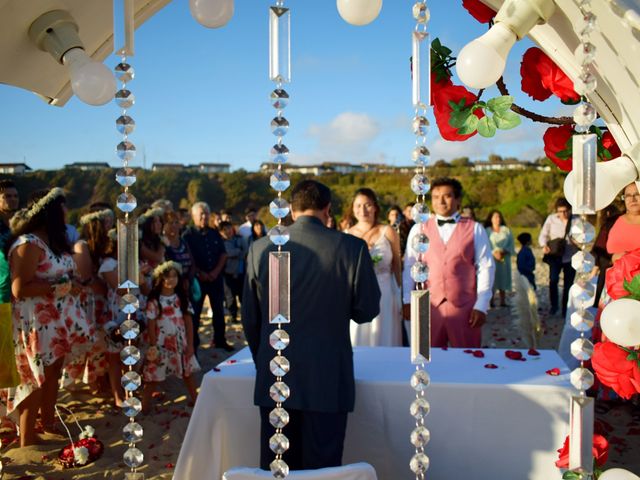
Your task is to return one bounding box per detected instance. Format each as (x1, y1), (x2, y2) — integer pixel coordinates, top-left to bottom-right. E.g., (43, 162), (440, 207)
(566, 1), (598, 474)
(267, 1), (291, 478)
(409, 2), (431, 479)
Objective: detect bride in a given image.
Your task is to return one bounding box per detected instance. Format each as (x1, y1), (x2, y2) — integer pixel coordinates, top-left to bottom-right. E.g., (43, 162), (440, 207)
(346, 188), (403, 346)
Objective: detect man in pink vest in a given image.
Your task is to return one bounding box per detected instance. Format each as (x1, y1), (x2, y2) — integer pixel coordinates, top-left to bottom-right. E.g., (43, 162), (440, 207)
(402, 177), (495, 347)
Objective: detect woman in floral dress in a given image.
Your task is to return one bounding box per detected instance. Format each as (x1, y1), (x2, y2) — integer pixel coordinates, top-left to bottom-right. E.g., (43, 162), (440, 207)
(4, 188), (93, 446)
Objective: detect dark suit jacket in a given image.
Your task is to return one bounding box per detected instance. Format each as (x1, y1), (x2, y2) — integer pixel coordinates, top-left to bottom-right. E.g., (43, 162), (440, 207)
(242, 215), (381, 413)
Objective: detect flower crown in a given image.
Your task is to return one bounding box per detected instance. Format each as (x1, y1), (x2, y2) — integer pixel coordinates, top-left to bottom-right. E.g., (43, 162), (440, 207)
(9, 187), (65, 231)
(79, 208), (113, 226)
(152, 260), (183, 279)
(107, 228), (117, 241)
(138, 206), (164, 226)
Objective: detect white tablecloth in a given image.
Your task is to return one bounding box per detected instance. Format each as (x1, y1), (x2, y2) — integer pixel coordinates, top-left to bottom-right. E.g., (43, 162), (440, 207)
(173, 347), (571, 480)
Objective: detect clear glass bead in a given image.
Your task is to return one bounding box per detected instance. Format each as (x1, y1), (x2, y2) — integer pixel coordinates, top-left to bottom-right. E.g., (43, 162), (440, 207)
(269, 381), (290, 402)
(410, 452), (430, 475)
(115, 62), (135, 82)
(412, 115), (430, 136)
(269, 198), (290, 219)
(571, 309), (594, 331)
(572, 281), (595, 306)
(269, 433), (290, 455)
(575, 42), (596, 66)
(271, 116), (289, 136)
(411, 233), (429, 254)
(412, 3), (430, 23)
(270, 170), (290, 192)
(575, 71), (597, 95)
(570, 367), (594, 390)
(117, 141), (136, 161)
(115, 89), (135, 109)
(411, 369), (430, 391)
(269, 225), (290, 246)
(270, 329), (290, 350)
(270, 459), (289, 479)
(270, 144), (289, 164)
(270, 355), (290, 376)
(116, 193), (137, 213)
(581, 12), (597, 35)
(121, 371), (142, 391)
(570, 219), (596, 245)
(571, 338), (594, 361)
(573, 103), (597, 128)
(116, 115), (136, 135)
(270, 89), (290, 110)
(411, 203), (430, 224)
(571, 250), (595, 274)
(411, 174), (430, 195)
(123, 447), (144, 468)
(122, 422), (144, 443)
(410, 397), (431, 419)
(412, 146), (430, 166)
(410, 426), (431, 448)
(119, 293), (139, 314)
(120, 319), (140, 340)
(410, 261), (428, 283)
(269, 407), (290, 429)
(120, 345), (141, 366)
(121, 397), (142, 417)
(115, 167), (136, 187)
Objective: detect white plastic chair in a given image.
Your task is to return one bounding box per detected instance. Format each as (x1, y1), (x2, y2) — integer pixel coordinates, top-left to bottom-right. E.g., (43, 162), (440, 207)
(222, 462), (377, 480)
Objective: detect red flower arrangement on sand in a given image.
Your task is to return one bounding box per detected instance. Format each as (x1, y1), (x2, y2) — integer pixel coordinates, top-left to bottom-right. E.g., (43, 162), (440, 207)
(555, 433), (609, 470)
(591, 341), (640, 400)
(58, 436), (104, 468)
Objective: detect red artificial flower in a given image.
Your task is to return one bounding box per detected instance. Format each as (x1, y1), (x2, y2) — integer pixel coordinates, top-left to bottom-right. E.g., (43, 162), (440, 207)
(520, 49), (552, 101)
(431, 71), (453, 106)
(543, 125), (574, 171)
(433, 84), (483, 141)
(591, 341), (640, 400)
(521, 47), (579, 103)
(605, 248), (640, 300)
(546, 368), (561, 376)
(462, 0), (496, 24)
(505, 350), (523, 360)
(601, 131), (621, 159)
(58, 437), (104, 468)
(555, 433), (609, 469)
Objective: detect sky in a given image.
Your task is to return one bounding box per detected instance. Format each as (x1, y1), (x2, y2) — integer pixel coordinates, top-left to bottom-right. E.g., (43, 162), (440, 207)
(0, 1), (569, 172)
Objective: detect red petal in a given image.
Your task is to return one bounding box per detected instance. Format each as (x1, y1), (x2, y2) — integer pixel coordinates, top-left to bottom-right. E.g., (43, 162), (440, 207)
(484, 363), (498, 369)
(546, 368), (561, 376)
(463, 349), (473, 354)
(472, 350), (485, 358)
(528, 348), (540, 356)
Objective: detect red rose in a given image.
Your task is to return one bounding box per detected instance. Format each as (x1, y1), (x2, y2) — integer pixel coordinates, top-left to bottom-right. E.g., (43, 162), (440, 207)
(605, 248), (640, 300)
(520, 49), (553, 101)
(601, 131), (621, 159)
(555, 433), (609, 468)
(591, 341), (640, 400)
(521, 47), (579, 103)
(543, 125), (574, 171)
(433, 84), (483, 141)
(462, 0), (496, 24)
(431, 71), (453, 106)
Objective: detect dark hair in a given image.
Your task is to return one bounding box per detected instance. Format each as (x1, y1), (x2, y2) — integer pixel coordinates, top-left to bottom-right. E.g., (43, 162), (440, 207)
(89, 201), (111, 212)
(517, 232), (532, 246)
(352, 188), (380, 220)
(483, 209), (506, 228)
(404, 201), (416, 209)
(141, 211), (163, 251)
(0, 179), (16, 191)
(80, 215), (109, 269)
(554, 197), (571, 210)
(291, 180), (331, 212)
(147, 266), (189, 316)
(430, 177), (463, 199)
(219, 220), (233, 230)
(387, 205), (402, 217)
(251, 219), (266, 240)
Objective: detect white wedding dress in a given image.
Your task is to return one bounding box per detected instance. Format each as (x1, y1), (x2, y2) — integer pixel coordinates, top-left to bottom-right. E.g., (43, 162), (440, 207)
(350, 226), (402, 347)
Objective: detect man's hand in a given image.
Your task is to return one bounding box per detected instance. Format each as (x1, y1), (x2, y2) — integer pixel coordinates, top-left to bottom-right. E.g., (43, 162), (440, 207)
(402, 303), (411, 321)
(469, 309), (486, 328)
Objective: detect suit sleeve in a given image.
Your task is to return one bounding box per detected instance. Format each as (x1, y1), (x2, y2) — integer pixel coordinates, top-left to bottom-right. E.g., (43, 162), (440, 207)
(241, 245), (262, 362)
(351, 242), (382, 324)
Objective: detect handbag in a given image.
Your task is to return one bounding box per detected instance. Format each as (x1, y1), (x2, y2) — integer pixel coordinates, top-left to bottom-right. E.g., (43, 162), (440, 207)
(0, 302), (20, 388)
(543, 217), (572, 263)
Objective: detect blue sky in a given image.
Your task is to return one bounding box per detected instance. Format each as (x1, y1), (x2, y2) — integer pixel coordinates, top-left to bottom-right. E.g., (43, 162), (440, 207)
(0, 1), (569, 171)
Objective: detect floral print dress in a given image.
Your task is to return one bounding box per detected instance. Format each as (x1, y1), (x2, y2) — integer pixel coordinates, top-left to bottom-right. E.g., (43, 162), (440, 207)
(143, 294), (200, 382)
(3, 234), (94, 413)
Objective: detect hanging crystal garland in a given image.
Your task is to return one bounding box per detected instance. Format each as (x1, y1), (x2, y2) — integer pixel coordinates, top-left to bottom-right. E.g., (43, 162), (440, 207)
(409, 2), (432, 479)
(113, 1), (144, 478)
(567, 0), (599, 474)
(267, 1), (292, 479)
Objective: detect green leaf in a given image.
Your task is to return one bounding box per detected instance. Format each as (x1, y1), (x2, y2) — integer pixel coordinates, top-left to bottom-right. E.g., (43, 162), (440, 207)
(562, 470), (584, 480)
(448, 99), (462, 112)
(493, 110), (521, 130)
(449, 110), (470, 129)
(457, 114), (479, 135)
(477, 116), (497, 137)
(623, 274), (640, 299)
(486, 95), (514, 113)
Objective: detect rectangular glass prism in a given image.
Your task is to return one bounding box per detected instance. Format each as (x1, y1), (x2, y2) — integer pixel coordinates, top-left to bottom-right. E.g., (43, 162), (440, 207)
(569, 395), (594, 473)
(412, 30), (431, 109)
(114, 0), (135, 56)
(124, 473), (145, 480)
(572, 133), (597, 214)
(269, 6), (291, 83)
(117, 217), (139, 290)
(410, 290), (431, 364)
(269, 251), (290, 324)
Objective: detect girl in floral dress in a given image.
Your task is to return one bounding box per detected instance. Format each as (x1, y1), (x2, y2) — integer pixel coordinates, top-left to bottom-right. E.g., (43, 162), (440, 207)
(142, 261), (199, 413)
(3, 188), (93, 446)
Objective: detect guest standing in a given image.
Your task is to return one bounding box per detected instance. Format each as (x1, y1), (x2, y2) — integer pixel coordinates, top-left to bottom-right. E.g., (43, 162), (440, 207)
(605, 182), (640, 287)
(484, 210), (515, 307)
(139, 206), (165, 268)
(516, 232), (536, 289)
(0, 180), (19, 240)
(219, 220), (245, 323)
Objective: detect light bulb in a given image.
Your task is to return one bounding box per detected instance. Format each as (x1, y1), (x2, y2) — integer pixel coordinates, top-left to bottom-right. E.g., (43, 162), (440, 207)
(337, 0), (382, 26)
(62, 48), (116, 106)
(564, 155), (638, 211)
(190, 0), (234, 28)
(600, 469), (640, 480)
(456, 23), (516, 89)
(600, 298), (640, 347)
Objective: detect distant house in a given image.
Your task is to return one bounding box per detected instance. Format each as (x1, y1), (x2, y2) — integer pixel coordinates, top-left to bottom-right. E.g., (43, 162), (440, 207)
(321, 162), (365, 174)
(198, 163), (230, 174)
(151, 163), (186, 171)
(64, 161), (111, 170)
(471, 159), (530, 172)
(0, 163), (32, 175)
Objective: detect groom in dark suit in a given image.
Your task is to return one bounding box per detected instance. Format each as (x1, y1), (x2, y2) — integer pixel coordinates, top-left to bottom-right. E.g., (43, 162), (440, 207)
(242, 179), (381, 471)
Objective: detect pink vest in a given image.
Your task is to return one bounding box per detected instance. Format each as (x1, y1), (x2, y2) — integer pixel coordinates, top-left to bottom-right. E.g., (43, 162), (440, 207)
(422, 217), (477, 307)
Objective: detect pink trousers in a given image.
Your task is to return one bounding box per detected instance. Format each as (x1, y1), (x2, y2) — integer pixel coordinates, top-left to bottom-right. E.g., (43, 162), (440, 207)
(430, 299), (482, 348)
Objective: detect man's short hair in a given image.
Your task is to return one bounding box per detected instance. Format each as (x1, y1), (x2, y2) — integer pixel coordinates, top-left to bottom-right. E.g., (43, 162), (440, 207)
(291, 180), (331, 212)
(517, 232), (532, 246)
(430, 177), (463, 199)
(191, 201), (210, 214)
(0, 179), (16, 192)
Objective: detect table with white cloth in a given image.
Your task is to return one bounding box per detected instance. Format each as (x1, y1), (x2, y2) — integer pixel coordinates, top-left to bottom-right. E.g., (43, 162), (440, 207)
(173, 347), (571, 480)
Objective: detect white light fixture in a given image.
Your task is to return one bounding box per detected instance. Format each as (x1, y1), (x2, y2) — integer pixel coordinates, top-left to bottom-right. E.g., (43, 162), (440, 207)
(337, 0), (382, 26)
(600, 298), (640, 348)
(600, 468), (640, 480)
(456, 0), (555, 89)
(190, 0), (234, 28)
(28, 10), (116, 106)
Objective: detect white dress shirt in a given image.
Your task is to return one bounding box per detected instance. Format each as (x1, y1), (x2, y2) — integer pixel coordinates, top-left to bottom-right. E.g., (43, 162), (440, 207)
(402, 212), (495, 313)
